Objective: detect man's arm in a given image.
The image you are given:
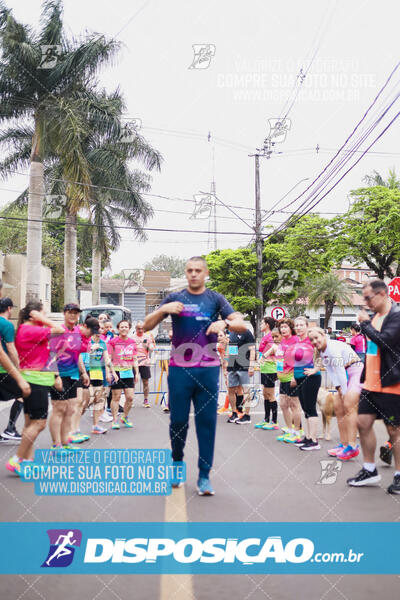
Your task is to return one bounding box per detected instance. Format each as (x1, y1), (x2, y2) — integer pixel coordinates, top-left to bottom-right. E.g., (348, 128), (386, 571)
(226, 312), (248, 333)
(206, 312), (247, 335)
(5, 341), (19, 368)
(143, 301), (184, 332)
(248, 344), (256, 376)
(359, 311), (400, 350)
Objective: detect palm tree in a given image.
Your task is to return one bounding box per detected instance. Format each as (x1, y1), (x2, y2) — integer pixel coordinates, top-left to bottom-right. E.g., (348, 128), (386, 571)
(46, 89), (161, 304)
(1, 89), (162, 304)
(0, 0), (120, 301)
(90, 171), (153, 305)
(363, 168), (400, 189)
(306, 273), (354, 329)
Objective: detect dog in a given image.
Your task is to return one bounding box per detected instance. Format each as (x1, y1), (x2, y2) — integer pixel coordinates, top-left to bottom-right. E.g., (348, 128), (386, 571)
(317, 387), (336, 441)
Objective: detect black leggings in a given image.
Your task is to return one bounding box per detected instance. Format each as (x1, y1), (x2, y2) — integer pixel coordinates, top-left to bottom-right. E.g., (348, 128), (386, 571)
(295, 374), (321, 419)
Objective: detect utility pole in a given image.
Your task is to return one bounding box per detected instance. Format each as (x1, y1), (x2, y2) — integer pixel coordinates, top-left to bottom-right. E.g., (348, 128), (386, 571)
(254, 153), (263, 341)
(211, 179), (217, 250)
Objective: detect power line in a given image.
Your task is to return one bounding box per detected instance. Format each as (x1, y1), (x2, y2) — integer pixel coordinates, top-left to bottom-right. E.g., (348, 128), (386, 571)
(263, 61), (400, 223)
(0, 213), (254, 235)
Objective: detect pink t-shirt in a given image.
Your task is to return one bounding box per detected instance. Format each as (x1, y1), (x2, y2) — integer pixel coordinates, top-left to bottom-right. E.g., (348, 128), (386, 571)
(133, 333), (155, 366)
(108, 336), (137, 369)
(276, 335), (299, 376)
(350, 333), (366, 354)
(16, 324), (52, 370)
(259, 332), (273, 354)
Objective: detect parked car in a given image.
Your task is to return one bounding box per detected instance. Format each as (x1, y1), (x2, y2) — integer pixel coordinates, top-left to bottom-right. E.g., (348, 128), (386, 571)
(155, 332), (171, 345)
(80, 305), (132, 330)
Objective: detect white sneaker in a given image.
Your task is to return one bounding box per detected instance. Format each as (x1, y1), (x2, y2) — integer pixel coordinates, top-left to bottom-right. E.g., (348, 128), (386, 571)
(99, 410), (113, 423)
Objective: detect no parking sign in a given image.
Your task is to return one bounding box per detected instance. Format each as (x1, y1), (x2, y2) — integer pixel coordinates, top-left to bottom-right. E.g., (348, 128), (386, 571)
(271, 306), (286, 320)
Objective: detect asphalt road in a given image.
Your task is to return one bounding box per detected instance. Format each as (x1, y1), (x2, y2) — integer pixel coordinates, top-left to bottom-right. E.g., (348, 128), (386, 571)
(0, 385), (398, 600)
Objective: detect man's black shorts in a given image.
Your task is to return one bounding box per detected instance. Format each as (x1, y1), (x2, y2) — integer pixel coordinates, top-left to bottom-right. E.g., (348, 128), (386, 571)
(111, 371), (135, 390)
(24, 383), (49, 420)
(261, 372), (277, 389)
(359, 390), (400, 426)
(279, 380), (299, 397)
(50, 376), (80, 400)
(0, 373), (22, 401)
(139, 365), (151, 380)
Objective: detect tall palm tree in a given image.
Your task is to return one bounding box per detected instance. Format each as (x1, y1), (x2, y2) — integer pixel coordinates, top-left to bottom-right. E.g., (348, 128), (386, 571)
(90, 170), (153, 305)
(363, 168), (400, 189)
(1, 90), (162, 304)
(0, 0), (120, 301)
(306, 273), (354, 329)
(46, 89), (161, 304)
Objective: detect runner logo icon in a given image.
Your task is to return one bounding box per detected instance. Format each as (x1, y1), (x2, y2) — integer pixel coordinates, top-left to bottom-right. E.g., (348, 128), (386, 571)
(41, 529), (82, 568)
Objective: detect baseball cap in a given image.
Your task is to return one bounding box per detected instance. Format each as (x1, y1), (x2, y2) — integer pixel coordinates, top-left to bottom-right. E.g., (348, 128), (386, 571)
(63, 303), (82, 313)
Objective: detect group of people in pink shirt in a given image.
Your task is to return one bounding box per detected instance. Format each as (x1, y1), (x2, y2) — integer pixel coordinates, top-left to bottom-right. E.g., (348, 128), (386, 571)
(0, 299), (155, 477)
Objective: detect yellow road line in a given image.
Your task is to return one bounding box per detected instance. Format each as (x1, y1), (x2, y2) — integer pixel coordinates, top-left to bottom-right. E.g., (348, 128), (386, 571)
(160, 485), (195, 600)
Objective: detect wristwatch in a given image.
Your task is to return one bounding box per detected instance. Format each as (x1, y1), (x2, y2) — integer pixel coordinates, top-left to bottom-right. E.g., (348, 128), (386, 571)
(224, 318), (231, 328)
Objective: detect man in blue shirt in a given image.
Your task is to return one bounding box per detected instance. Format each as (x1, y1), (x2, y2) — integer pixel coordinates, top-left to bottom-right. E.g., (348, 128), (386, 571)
(144, 256), (247, 495)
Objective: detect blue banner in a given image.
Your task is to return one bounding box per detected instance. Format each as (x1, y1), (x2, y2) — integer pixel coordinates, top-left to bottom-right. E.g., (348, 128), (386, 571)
(0, 522), (398, 574)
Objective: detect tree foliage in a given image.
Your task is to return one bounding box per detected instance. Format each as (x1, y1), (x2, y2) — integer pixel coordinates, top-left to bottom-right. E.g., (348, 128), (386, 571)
(144, 255), (187, 278)
(206, 215), (334, 326)
(332, 186), (400, 279)
(0, 206), (92, 310)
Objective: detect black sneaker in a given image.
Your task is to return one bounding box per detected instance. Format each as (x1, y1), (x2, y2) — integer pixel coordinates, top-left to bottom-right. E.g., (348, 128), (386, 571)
(387, 474), (400, 495)
(300, 440), (320, 451)
(236, 414), (251, 424)
(227, 412), (238, 423)
(2, 428), (22, 441)
(379, 442), (393, 466)
(347, 468), (381, 487)
(295, 437), (309, 446)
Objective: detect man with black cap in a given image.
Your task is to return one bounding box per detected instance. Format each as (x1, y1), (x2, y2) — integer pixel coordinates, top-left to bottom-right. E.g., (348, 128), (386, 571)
(48, 303), (91, 450)
(0, 297), (31, 441)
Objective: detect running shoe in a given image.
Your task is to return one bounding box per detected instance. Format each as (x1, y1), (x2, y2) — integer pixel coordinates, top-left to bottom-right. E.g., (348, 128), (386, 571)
(6, 456), (21, 474)
(294, 436), (309, 446)
(2, 428), (22, 441)
(276, 433), (289, 442)
(92, 425), (107, 435)
(50, 444), (63, 452)
(68, 433), (87, 444)
(227, 412), (239, 423)
(284, 433), (302, 444)
(99, 410), (113, 423)
(236, 415), (251, 424)
(380, 441), (393, 466)
(263, 422), (279, 430)
(112, 421), (120, 430)
(337, 445), (359, 461)
(197, 477), (215, 496)
(328, 443), (344, 457)
(347, 468), (381, 487)
(61, 444), (81, 452)
(387, 474), (400, 495)
(171, 461), (185, 488)
(217, 406), (230, 414)
(19, 461), (47, 479)
(120, 416), (133, 428)
(254, 421), (267, 429)
(300, 440), (320, 451)
(143, 399), (151, 408)
(281, 426), (291, 434)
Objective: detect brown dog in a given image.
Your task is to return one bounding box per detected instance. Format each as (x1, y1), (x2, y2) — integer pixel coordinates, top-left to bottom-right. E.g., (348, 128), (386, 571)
(317, 387), (336, 441)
